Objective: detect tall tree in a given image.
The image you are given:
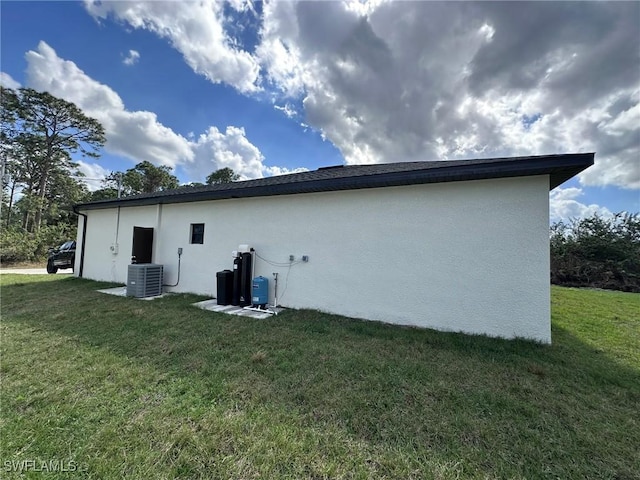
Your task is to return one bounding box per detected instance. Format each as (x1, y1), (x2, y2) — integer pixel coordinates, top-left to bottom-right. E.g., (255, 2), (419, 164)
(1, 87), (106, 231)
(1, 152), (20, 228)
(1, 88), (23, 227)
(206, 167), (239, 185)
(88, 187), (119, 202)
(101, 161), (179, 197)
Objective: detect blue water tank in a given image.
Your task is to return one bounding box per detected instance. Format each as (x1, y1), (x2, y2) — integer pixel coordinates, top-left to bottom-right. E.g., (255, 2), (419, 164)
(252, 276), (269, 307)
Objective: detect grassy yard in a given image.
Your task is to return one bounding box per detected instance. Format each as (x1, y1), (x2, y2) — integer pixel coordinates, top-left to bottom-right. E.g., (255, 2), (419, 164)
(1, 275), (638, 479)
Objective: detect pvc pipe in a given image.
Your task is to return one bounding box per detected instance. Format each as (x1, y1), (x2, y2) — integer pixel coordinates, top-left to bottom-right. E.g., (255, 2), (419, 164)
(251, 248), (256, 303)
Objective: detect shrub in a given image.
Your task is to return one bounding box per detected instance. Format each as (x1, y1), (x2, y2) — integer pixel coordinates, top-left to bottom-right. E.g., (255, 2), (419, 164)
(0, 224), (75, 264)
(550, 213), (640, 292)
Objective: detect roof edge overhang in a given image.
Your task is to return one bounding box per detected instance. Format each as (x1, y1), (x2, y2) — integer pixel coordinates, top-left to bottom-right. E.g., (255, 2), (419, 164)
(76, 153), (594, 211)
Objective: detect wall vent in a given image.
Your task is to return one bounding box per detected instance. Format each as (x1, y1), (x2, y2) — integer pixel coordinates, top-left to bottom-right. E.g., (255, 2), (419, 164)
(127, 264), (163, 298)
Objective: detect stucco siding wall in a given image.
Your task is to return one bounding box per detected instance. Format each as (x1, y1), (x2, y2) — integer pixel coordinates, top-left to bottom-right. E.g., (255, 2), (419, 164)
(77, 205), (158, 283)
(78, 175), (551, 342)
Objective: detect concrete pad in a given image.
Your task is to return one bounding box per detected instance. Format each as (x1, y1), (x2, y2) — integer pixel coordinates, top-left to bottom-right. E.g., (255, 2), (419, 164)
(192, 299), (281, 319)
(193, 299), (219, 309)
(97, 286), (167, 300)
(97, 286), (127, 297)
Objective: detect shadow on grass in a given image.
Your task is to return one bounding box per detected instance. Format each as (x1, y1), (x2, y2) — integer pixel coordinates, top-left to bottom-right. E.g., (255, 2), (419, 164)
(3, 276), (639, 478)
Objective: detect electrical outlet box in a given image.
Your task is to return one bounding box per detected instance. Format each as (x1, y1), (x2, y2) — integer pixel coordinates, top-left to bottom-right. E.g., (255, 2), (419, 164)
(302, 255), (309, 262)
(178, 247), (183, 255)
(289, 254), (295, 262)
(109, 243), (119, 255)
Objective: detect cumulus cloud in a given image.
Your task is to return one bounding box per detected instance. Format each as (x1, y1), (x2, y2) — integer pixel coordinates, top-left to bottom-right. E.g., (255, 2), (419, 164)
(189, 126), (266, 180)
(253, 1), (639, 190)
(188, 126), (309, 180)
(123, 49), (140, 66)
(84, 0), (260, 93)
(549, 187), (612, 223)
(79, 1), (639, 190)
(26, 41), (192, 168)
(0, 72), (21, 89)
(76, 161), (111, 191)
(24, 41), (289, 183)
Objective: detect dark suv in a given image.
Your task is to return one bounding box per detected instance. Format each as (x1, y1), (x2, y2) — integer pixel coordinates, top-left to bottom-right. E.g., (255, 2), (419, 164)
(47, 241), (76, 274)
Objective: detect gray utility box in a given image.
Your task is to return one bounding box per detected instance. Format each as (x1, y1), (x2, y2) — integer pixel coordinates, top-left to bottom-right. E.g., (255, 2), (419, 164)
(127, 264), (163, 298)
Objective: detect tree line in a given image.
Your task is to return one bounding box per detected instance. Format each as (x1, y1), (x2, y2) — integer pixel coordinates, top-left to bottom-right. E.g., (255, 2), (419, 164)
(551, 213), (640, 292)
(1, 87), (237, 264)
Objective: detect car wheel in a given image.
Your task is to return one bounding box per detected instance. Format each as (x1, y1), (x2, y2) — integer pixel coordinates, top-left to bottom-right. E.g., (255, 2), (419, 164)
(46, 260), (58, 274)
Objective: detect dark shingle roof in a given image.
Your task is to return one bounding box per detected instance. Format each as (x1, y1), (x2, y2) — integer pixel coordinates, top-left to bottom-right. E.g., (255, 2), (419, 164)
(76, 153), (594, 211)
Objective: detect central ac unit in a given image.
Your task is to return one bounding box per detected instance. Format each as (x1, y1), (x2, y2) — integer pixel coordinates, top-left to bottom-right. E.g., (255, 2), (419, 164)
(126, 264), (163, 298)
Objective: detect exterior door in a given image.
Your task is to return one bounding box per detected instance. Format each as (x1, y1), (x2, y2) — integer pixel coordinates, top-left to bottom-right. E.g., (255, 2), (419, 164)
(131, 227), (154, 264)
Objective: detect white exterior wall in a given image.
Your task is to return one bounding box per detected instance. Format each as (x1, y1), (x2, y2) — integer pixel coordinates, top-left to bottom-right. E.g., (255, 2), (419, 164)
(77, 175), (551, 343)
(76, 205), (159, 282)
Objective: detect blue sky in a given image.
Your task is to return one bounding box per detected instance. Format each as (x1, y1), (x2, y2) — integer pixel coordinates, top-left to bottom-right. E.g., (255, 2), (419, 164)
(1, 1), (638, 221)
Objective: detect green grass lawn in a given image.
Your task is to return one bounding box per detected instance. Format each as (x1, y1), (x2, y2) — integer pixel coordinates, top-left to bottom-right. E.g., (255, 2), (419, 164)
(1, 275), (638, 479)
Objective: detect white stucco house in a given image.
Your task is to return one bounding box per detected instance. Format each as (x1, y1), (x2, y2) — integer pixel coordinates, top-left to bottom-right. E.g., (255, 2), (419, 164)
(74, 153), (593, 343)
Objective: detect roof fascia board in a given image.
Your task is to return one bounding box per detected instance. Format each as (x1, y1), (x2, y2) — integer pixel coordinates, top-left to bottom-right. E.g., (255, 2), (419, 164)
(76, 153), (594, 211)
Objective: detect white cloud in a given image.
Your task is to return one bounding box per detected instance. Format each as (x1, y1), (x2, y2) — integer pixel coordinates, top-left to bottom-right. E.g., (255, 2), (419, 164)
(187, 126), (309, 181)
(254, 2), (306, 97)
(84, 0), (260, 93)
(123, 49), (140, 66)
(76, 161), (111, 191)
(26, 41), (192, 168)
(253, 1), (639, 189)
(79, 2), (638, 191)
(24, 41), (291, 183)
(578, 151), (640, 190)
(273, 103), (297, 119)
(189, 126), (265, 180)
(263, 165), (309, 177)
(0, 72), (20, 89)
(549, 187), (612, 223)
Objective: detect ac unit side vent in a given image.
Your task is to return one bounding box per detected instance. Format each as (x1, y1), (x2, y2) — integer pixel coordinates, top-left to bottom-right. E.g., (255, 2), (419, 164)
(127, 264), (164, 298)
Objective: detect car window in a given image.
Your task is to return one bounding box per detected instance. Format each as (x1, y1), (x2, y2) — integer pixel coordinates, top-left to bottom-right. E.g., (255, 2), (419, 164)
(61, 241), (72, 250)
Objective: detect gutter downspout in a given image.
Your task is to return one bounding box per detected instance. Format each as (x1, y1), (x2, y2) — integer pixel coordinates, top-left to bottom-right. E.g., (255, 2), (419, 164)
(72, 205), (87, 278)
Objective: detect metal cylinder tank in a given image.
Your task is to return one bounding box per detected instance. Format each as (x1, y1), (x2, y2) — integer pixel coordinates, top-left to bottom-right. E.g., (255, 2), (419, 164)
(239, 252), (252, 307)
(232, 255), (242, 306)
(252, 276), (268, 307)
